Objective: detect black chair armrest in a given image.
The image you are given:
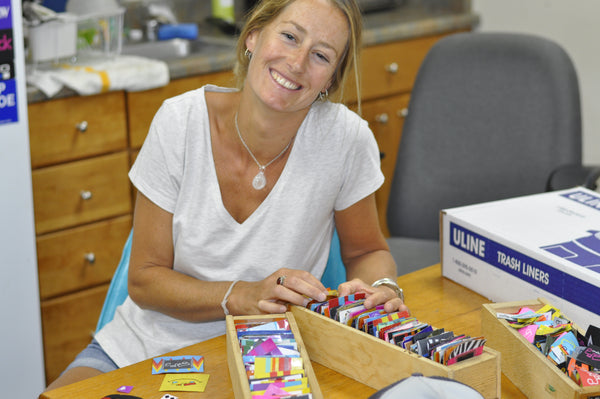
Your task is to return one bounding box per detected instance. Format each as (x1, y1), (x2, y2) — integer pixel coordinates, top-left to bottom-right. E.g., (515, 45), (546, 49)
(546, 164), (600, 191)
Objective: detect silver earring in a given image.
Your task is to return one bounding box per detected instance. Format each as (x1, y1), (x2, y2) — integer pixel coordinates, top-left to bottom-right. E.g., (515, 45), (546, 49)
(245, 48), (252, 59)
(318, 89), (328, 101)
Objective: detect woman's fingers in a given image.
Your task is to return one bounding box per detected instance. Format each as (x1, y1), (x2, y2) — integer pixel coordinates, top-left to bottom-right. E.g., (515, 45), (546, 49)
(337, 278), (410, 314)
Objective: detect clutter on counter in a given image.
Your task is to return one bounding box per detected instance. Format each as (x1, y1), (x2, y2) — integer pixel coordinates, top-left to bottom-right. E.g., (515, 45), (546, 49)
(26, 54), (169, 97)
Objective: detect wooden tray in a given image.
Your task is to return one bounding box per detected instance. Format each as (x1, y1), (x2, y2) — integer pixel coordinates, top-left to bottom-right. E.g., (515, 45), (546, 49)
(225, 312), (324, 399)
(481, 298), (600, 399)
(290, 305), (500, 398)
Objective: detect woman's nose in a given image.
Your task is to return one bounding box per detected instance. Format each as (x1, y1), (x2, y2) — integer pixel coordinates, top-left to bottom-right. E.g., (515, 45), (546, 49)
(289, 47), (309, 72)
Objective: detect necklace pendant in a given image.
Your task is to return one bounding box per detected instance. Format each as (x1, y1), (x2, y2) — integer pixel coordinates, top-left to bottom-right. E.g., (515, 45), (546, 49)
(252, 169), (267, 190)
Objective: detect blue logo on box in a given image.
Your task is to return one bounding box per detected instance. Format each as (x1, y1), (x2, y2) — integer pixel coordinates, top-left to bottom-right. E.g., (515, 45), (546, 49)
(561, 190), (600, 213)
(449, 222), (600, 316)
(542, 231), (600, 273)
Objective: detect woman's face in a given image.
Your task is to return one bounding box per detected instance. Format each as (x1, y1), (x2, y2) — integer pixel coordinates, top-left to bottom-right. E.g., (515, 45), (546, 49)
(245, 0), (349, 114)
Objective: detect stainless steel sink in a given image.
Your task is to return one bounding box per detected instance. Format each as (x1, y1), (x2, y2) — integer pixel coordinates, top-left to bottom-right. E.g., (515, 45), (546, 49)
(121, 35), (236, 60)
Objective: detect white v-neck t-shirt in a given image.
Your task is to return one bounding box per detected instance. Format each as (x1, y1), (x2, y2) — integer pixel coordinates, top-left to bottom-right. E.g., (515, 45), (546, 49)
(95, 85), (383, 367)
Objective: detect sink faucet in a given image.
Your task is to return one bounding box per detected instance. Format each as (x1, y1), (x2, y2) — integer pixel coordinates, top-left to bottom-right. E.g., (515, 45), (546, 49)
(146, 19), (159, 41)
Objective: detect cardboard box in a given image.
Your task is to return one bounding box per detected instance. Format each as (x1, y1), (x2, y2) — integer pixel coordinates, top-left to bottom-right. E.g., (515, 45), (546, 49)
(225, 313), (323, 399)
(290, 305), (501, 399)
(481, 298), (600, 399)
(441, 187), (600, 331)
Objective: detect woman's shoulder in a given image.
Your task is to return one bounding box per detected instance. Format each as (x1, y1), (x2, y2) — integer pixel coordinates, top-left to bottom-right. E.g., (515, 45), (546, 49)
(311, 100), (365, 125)
(161, 84), (238, 108)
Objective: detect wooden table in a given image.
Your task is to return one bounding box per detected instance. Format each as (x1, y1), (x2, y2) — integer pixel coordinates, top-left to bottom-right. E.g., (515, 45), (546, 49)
(40, 264), (526, 399)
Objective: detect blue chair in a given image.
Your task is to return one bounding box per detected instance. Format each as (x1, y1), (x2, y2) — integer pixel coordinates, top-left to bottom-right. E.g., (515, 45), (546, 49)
(95, 230), (133, 332)
(95, 229), (346, 332)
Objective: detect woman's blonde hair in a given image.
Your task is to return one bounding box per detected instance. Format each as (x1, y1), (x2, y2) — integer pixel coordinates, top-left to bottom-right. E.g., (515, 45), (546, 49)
(233, 0), (363, 109)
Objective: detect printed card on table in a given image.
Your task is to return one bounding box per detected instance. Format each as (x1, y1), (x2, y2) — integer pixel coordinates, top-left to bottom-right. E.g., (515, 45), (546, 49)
(152, 355), (204, 374)
(159, 373), (210, 392)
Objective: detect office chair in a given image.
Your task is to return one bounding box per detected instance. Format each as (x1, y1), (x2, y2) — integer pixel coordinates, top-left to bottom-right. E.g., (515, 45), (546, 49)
(386, 32), (599, 275)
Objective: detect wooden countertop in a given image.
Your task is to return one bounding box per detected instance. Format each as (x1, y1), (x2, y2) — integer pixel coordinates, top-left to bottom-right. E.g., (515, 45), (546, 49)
(40, 264), (525, 399)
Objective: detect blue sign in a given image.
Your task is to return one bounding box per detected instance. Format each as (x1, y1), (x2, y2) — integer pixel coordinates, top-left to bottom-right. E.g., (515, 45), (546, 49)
(0, 1), (11, 31)
(0, 78), (18, 124)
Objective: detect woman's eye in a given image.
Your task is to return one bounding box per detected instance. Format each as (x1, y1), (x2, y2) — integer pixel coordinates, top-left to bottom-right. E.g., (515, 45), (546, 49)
(316, 53), (330, 63)
(282, 32), (295, 41)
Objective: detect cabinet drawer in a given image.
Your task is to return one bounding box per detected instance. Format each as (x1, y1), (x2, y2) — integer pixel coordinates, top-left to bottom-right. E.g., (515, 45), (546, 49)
(128, 70), (235, 149)
(41, 284), (108, 385)
(32, 151), (132, 234)
(37, 215), (132, 300)
(361, 94), (410, 236)
(345, 33), (447, 103)
(28, 91), (127, 168)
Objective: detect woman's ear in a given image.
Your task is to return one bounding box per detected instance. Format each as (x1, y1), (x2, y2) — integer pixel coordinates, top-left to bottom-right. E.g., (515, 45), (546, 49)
(245, 29), (258, 53)
(324, 78), (334, 93)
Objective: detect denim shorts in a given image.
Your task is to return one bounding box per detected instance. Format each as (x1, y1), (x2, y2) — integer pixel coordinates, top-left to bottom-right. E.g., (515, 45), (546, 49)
(64, 339), (119, 374)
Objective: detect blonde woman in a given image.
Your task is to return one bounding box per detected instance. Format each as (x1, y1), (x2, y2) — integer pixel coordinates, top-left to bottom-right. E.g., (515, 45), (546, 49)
(45, 0), (406, 391)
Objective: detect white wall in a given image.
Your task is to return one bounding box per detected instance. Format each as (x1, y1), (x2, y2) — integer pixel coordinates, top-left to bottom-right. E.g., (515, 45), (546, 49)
(472, 0), (600, 165)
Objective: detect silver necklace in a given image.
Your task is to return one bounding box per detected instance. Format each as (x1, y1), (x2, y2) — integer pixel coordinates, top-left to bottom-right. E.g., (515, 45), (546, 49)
(234, 112), (293, 190)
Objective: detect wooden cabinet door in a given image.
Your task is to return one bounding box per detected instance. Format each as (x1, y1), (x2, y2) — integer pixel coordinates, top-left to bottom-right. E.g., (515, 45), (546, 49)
(344, 33), (447, 104)
(360, 94), (410, 236)
(28, 91), (127, 168)
(32, 151), (132, 234)
(41, 285), (109, 385)
(37, 215), (132, 300)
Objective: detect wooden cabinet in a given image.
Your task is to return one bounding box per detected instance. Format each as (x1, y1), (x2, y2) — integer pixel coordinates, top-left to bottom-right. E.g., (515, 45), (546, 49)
(28, 92), (133, 385)
(28, 92), (127, 169)
(360, 94), (410, 236)
(345, 34), (445, 103)
(40, 285), (110, 384)
(36, 216), (133, 300)
(32, 152), (131, 234)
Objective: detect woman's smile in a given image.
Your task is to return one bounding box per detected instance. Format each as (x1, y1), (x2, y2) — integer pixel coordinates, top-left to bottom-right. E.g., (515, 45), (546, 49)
(270, 69), (301, 90)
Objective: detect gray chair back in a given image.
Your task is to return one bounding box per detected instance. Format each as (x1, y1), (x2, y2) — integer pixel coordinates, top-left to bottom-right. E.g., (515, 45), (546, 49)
(387, 32), (582, 241)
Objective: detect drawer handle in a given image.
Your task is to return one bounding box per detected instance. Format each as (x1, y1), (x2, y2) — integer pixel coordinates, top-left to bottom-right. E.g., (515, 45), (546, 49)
(84, 252), (96, 264)
(76, 121), (88, 133)
(398, 108), (408, 118)
(385, 62), (399, 74)
(80, 190), (93, 200)
(375, 113), (389, 124)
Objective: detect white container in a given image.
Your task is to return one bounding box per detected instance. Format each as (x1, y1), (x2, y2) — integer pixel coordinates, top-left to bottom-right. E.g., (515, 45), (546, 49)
(28, 13), (77, 63)
(441, 187), (600, 332)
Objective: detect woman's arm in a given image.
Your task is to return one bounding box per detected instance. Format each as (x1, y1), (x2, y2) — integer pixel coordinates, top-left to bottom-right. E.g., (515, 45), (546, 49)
(128, 191), (233, 321)
(128, 192), (328, 321)
(334, 193), (408, 313)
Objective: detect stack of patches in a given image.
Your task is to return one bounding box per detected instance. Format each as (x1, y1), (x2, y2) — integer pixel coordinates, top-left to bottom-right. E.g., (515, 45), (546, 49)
(234, 317), (313, 398)
(497, 304), (600, 387)
(306, 291), (486, 365)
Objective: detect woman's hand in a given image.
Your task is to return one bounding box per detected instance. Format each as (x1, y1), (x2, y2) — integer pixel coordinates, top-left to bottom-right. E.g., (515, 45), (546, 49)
(228, 268), (329, 315)
(337, 278), (409, 314)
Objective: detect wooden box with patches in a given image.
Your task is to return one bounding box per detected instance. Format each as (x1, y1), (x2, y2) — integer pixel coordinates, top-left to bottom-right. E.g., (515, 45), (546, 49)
(482, 298), (600, 399)
(225, 312), (323, 399)
(290, 305), (501, 399)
